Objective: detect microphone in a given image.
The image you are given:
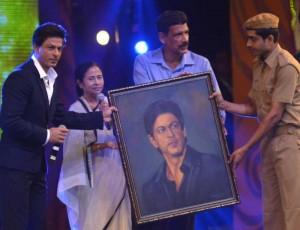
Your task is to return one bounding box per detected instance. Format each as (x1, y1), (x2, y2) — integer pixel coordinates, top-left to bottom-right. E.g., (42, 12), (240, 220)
(49, 124), (66, 165)
(96, 93), (108, 106)
(97, 93), (111, 130)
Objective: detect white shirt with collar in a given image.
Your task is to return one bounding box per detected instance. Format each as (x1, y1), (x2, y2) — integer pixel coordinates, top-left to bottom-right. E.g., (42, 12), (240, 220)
(31, 54), (58, 145)
(31, 54), (57, 103)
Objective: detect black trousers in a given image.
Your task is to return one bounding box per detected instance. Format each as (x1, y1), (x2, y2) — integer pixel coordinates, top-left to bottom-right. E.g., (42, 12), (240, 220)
(0, 167), (47, 230)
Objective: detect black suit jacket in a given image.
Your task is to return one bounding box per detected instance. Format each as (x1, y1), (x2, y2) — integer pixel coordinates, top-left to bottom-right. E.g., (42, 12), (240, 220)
(0, 59), (104, 173)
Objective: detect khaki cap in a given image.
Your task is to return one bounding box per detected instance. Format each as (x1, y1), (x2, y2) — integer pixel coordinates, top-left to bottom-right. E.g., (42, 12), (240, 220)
(244, 13), (279, 29)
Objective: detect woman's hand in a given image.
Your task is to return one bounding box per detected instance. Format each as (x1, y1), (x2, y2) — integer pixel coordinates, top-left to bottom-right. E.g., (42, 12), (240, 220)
(91, 141), (118, 152)
(102, 106), (117, 123)
(106, 141), (119, 149)
(98, 100), (109, 111)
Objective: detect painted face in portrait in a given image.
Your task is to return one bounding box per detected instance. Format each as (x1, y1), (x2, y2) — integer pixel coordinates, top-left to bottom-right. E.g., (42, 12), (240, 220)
(148, 113), (187, 158)
(34, 37), (64, 72)
(77, 65), (104, 98)
(159, 23), (189, 56)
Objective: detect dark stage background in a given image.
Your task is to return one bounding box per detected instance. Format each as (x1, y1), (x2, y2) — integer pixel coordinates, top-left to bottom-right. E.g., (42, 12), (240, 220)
(0, 0), (297, 229)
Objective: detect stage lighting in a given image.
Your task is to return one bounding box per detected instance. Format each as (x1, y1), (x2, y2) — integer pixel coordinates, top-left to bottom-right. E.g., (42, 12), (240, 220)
(134, 41), (148, 54)
(96, 30), (110, 46)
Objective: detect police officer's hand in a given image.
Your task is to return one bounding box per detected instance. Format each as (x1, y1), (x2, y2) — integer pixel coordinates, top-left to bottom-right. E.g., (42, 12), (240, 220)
(210, 92), (226, 110)
(229, 146), (249, 171)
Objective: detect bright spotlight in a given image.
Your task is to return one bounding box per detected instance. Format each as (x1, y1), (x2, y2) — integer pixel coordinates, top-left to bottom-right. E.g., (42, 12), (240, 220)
(134, 41), (148, 54)
(96, 30), (110, 46)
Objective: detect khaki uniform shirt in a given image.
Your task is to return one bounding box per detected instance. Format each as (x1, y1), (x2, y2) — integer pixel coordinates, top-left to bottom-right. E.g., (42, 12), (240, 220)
(248, 44), (300, 126)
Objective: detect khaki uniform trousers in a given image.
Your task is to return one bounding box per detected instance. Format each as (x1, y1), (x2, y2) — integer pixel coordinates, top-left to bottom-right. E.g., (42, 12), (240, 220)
(260, 125), (300, 230)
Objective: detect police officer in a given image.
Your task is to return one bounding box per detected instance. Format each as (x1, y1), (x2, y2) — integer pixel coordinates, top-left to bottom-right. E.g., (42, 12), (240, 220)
(212, 13), (300, 230)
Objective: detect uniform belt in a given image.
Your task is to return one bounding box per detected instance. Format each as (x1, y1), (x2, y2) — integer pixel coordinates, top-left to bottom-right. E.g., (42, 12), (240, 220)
(271, 125), (300, 137)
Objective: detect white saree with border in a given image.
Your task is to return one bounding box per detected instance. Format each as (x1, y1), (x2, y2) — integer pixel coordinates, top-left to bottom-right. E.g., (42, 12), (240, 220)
(57, 97), (131, 230)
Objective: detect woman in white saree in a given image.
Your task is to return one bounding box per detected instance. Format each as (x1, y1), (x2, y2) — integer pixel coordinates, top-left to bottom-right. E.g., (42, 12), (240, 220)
(57, 61), (131, 230)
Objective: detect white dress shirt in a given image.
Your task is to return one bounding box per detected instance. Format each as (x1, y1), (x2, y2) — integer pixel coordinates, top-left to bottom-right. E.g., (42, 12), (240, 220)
(31, 55), (58, 145)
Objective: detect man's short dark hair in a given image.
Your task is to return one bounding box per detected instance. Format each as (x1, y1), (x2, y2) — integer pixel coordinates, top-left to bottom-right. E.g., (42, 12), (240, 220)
(157, 11), (188, 34)
(144, 100), (185, 136)
(254, 28), (279, 43)
(32, 22), (68, 47)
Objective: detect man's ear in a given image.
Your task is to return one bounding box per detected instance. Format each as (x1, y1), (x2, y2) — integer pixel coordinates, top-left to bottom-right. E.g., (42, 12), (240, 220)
(266, 34), (275, 44)
(33, 44), (39, 54)
(148, 134), (158, 148)
(158, 32), (166, 44)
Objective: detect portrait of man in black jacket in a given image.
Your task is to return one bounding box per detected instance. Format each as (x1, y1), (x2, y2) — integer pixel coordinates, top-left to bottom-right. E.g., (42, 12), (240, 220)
(142, 100), (232, 215)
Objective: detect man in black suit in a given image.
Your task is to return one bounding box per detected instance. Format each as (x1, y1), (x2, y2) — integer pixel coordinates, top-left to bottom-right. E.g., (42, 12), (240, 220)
(0, 22), (116, 230)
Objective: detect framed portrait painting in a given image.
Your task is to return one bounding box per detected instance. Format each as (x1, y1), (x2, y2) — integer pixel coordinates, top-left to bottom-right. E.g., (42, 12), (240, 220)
(108, 72), (239, 224)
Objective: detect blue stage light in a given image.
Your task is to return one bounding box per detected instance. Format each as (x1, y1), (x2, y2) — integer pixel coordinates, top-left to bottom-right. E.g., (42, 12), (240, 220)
(134, 41), (148, 54)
